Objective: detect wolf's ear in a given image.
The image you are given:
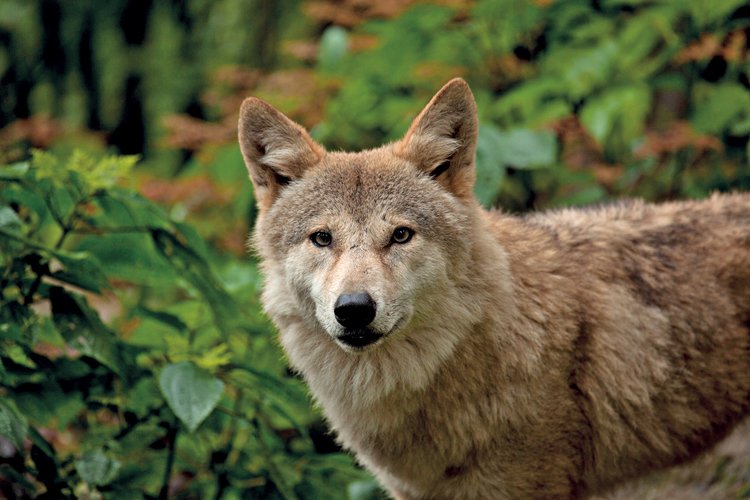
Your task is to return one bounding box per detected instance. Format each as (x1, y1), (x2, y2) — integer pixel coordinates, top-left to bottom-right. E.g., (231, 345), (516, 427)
(395, 78), (478, 200)
(238, 98), (325, 210)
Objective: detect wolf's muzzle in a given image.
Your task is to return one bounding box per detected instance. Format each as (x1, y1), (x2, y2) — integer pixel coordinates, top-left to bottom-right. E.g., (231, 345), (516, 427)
(334, 292), (376, 329)
(335, 328), (383, 349)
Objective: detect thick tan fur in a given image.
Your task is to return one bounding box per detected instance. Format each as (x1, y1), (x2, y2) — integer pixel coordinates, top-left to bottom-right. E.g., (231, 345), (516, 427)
(238, 78), (750, 499)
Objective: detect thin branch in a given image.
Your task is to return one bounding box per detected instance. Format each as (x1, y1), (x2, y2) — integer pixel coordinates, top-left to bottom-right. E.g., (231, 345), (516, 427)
(158, 419), (179, 500)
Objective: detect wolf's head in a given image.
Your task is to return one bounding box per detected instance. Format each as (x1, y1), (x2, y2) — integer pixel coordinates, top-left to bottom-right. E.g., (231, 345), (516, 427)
(239, 80), (484, 362)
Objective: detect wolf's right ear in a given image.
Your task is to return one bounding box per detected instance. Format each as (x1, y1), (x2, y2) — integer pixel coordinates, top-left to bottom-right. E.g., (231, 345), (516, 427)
(238, 98), (325, 210)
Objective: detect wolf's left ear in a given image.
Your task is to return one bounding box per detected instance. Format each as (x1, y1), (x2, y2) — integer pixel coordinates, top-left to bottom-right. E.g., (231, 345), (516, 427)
(238, 98), (325, 210)
(395, 78), (478, 200)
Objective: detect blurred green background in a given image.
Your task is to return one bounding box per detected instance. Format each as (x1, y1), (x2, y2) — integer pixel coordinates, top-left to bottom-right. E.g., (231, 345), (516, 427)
(1, 0), (749, 498)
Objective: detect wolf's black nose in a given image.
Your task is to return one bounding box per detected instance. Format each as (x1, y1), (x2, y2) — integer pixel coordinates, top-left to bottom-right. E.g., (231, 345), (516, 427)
(334, 292), (376, 329)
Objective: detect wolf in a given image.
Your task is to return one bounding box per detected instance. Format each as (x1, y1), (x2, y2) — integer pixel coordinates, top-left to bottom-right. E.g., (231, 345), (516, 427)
(237, 78), (750, 499)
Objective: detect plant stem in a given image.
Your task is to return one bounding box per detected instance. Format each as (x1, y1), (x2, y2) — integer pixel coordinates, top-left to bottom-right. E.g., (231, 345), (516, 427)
(158, 419), (179, 500)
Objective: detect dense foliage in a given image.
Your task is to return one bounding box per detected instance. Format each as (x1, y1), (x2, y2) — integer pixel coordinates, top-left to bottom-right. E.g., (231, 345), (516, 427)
(1, 0), (749, 498)
(0, 151), (371, 498)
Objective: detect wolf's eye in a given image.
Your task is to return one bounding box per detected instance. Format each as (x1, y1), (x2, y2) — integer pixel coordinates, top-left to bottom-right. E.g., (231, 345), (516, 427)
(391, 227), (414, 244)
(310, 231), (332, 247)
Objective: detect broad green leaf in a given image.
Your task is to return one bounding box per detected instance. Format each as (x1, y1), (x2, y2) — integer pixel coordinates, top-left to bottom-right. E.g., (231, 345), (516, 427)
(731, 115), (750, 136)
(159, 361), (224, 432)
(348, 480), (386, 500)
(45, 181), (77, 222)
(687, 0), (746, 28)
(49, 286), (125, 375)
(50, 249), (109, 293)
(580, 84), (651, 156)
(92, 189), (172, 230)
(545, 41), (619, 99)
(474, 123), (507, 206)
(471, 0), (543, 54)
(134, 306), (188, 332)
(692, 83), (750, 135)
(13, 383), (85, 429)
(0, 206), (21, 229)
(0, 161), (29, 180)
(151, 227), (241, 332)
(0, 399), (28, 450)
(5, 343), (35, 368)
(75, 449), (121, 486)
(0, 184), (49, 227)
(491, 128), (558, 170)
(318, 26), (348, 72)
(614, 8), (676, 79)
(490, 78), (568, 127)
(76, 233), (177, 286)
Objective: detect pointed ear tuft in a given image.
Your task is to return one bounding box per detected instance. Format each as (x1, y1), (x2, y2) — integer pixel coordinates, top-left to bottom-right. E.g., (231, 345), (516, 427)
(395, 78), (478, 199)
(238, 97), (325, 210)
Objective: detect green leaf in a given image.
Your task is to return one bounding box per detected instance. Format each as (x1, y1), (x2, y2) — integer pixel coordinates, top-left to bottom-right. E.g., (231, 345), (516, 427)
(474, 123), (507, 206)
(687, 0), (746, 28)
(0, 161), (29, 180)
(692, 83), (750, 135)
(0, 183), (49, 226)
(159, 361), (224, 432)
(50, 249), (109, 293)
(491, 128), (558, 170)
(28, 427), (55, 459)
(46, 180), (77, 222)
(14, 382), (85, 429)
(580, 84), (651, 157)
(76, 233), (177, 286)
(150, 228), (241, 331)
(318, 26), (349, 72)
(92, 189), (172, 230)
(33, 149), (137, 193)
(546, 41), (619, 99)
(75, 449), (121, 486)
(348, 480), (386, 500)
(0, 206), (21, 229)
(0, 399), (28, 450)
(49, 286), (125, 375)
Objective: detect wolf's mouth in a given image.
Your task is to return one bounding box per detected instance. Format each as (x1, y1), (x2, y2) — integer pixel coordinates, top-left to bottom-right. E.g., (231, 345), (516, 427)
(335, 328), (383, 349)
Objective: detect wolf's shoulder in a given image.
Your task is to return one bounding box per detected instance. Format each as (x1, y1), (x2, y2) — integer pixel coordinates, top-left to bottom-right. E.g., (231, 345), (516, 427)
(487, 191), (750, 257)
(506, 191), (750, 231)
(524, 198), (649, 225)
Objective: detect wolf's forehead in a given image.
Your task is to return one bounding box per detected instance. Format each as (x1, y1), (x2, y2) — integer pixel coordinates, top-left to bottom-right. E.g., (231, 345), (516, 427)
(264, 159), (461, 248)
(299, 162), (436, 220)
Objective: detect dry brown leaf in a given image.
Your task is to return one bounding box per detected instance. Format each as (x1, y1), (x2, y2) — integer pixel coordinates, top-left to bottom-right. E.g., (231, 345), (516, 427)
(161, 115), (236, 151)
(304, 0), (421, 27)
(139, 175), (234, 210)
(635, 121), (723, 159)
(0, 115), (63, 150)
(675, 30), (748, 64)
(549, 116), (604, 169)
